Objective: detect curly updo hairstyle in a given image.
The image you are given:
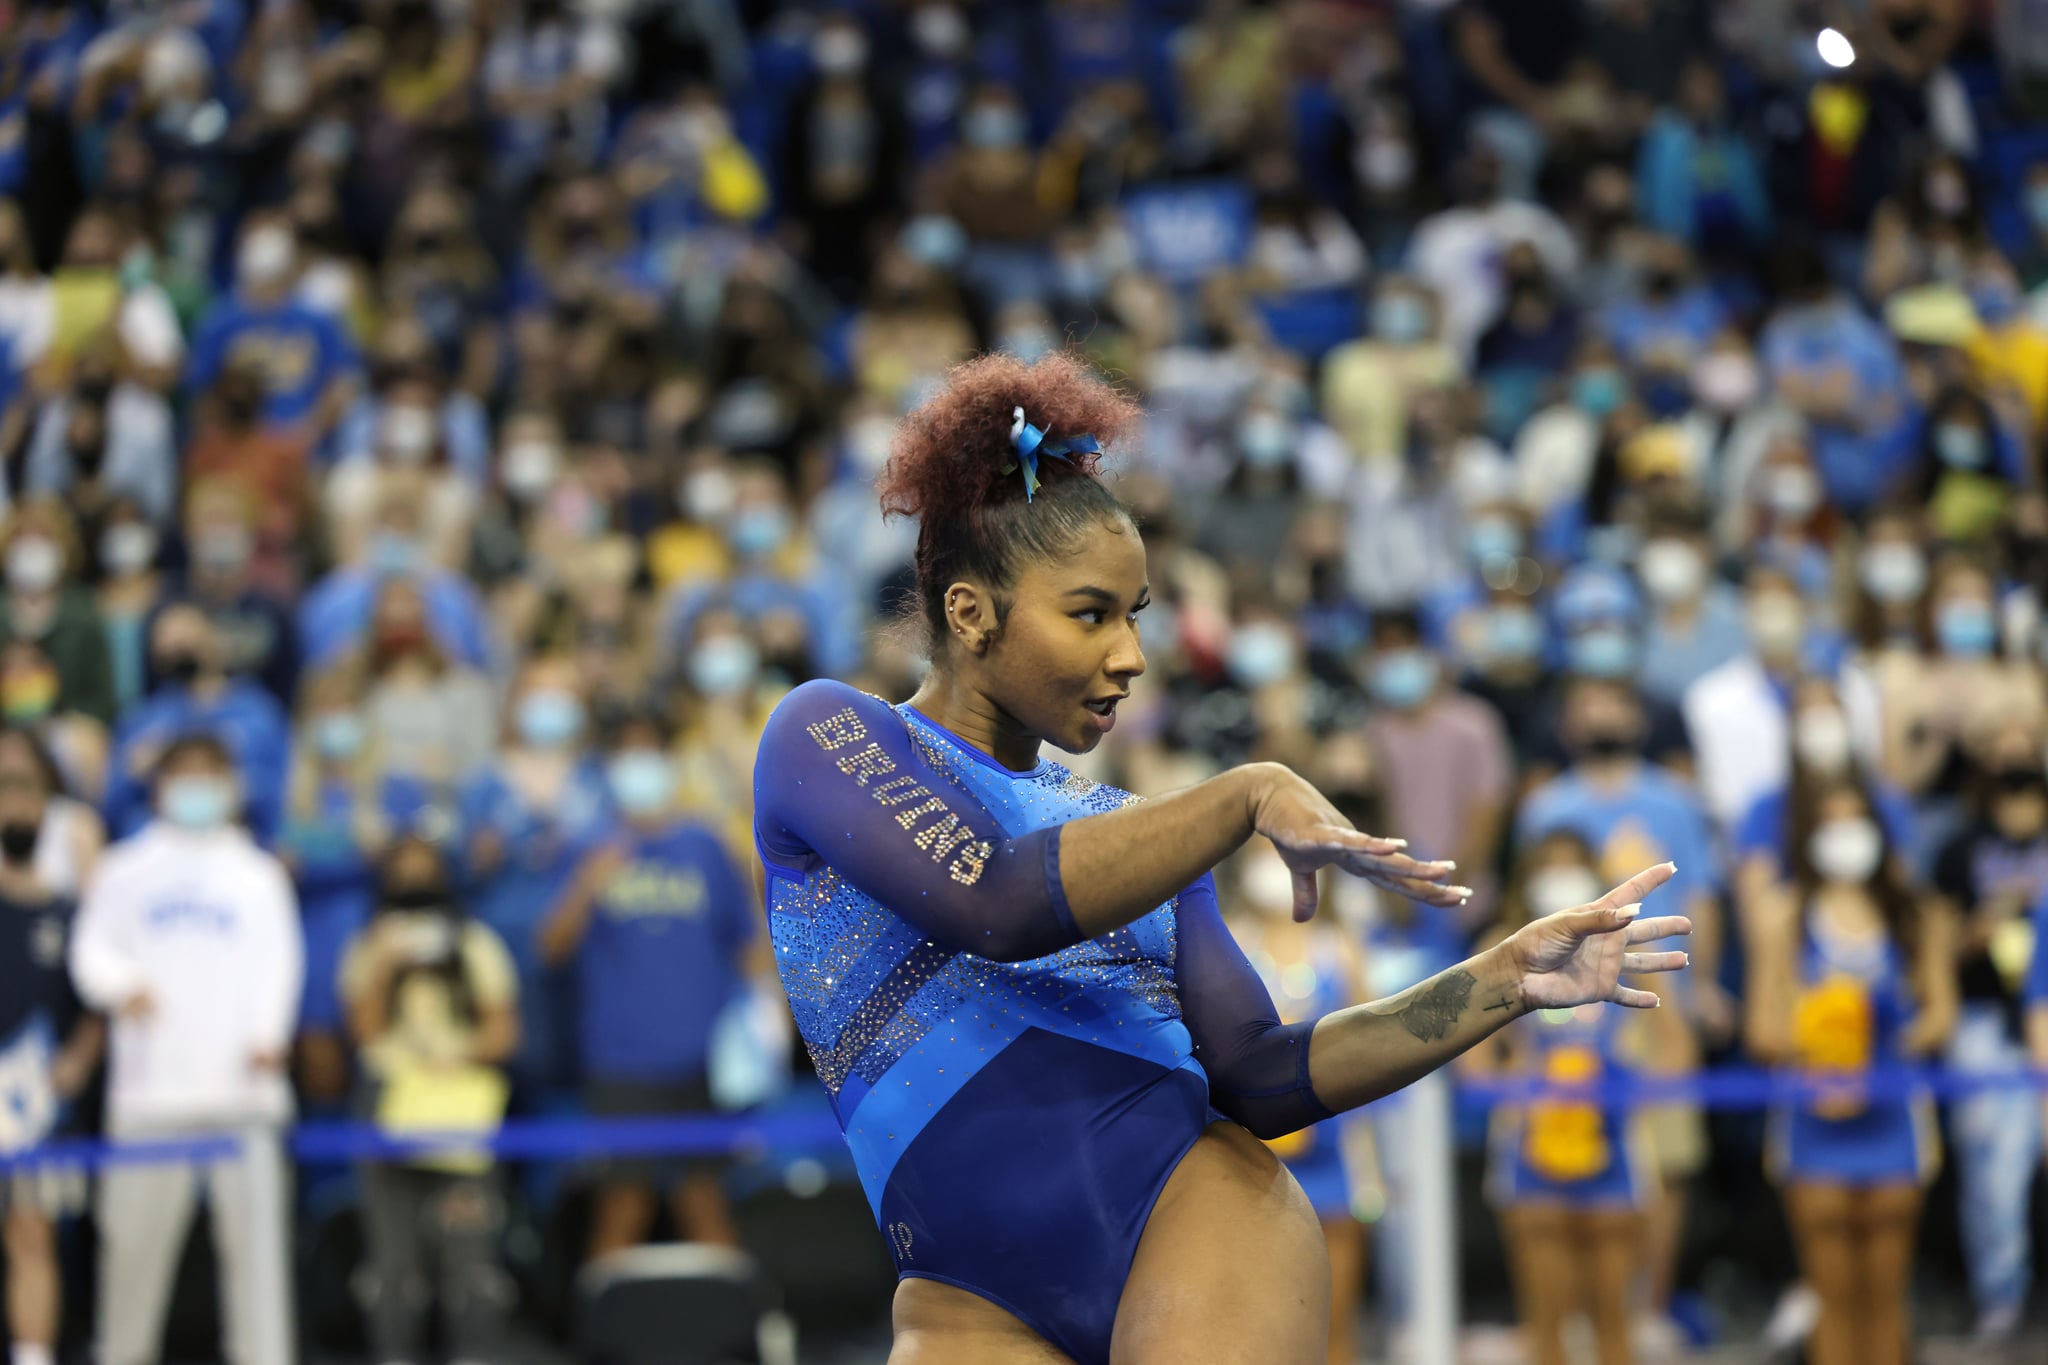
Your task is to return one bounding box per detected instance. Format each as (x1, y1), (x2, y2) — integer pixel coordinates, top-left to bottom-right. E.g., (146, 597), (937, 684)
(877, 352), (1144, 652)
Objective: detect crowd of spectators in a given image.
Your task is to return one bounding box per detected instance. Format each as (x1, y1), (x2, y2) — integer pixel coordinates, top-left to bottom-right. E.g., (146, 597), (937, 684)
(8, 0), (2048, 1361)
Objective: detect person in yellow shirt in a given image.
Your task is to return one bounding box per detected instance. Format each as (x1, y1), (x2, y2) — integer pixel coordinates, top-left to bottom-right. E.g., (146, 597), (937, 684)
(1320, 277), (1461, 464)
(1964, 248), (2048, 432)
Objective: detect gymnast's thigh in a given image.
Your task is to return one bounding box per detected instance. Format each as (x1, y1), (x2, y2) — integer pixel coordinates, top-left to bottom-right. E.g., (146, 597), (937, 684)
(889, 1276), (1077, 1365)
(1110, 1122), (1329, 1365)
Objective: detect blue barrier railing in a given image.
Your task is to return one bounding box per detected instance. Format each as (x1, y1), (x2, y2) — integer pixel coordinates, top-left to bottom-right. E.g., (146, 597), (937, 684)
(6, 1067), (2047, 1174)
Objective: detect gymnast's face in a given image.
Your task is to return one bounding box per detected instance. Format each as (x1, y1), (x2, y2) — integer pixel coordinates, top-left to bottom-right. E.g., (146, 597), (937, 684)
(975, 517), (1149, 755)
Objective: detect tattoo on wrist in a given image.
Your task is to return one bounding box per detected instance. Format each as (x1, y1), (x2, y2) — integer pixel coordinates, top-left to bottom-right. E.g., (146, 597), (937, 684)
(1391, 969), (1476, 1042)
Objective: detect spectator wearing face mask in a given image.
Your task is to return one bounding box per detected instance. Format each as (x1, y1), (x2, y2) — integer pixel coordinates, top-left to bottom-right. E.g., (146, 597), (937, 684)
(1514, 338), (1633, 524)
(333, 317), (495, 484)
(104, 604), (291, 845)
(1742, 778), (1956, 1365)
(780, 13), (907, 299)
(324, 370), (478, 572)
(0, 503), (115, 729)
(1635, 504), (1748, 710)
(1523, 564), (1693, 786)
(160, 478), (298, 708)
(297, 493), (495, 673)
(23, 343), (176, 528)
(1924, 724), (2048, 1340)
(1758, 246), (1910, 515)
(0, 638), (112, 823)
(182, 354), (315, 596)
(1457, 584), (1554, 767)
(0, 724), (104, 1365)
(659, 459), (860, 682)
(69, 732), (301, 1365)
(1728, 433), (1837, 605)
(1346, 387), (1507, 611)
(1960, 249), (2048, 432)
(343, 835), (519, 1365)
(1408, 144), (1580, 361)
(456, 656), (612, 1095)
(1321, 276), (1461, 464)
(94, 501), (165, 716)
(1731, 677), (1917, 912)
(358, 578), (498, 796)
(1913, 384), (2024, 547)
(933, 84), (1054, 307)
(541, 711), (772, 1258)
(186, 215), (361, 437)
(37, 207), (185, 392)
(1363, 609), (1512, 930)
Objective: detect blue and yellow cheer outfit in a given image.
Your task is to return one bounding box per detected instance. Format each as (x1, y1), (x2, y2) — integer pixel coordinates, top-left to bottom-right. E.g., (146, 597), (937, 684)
(753, 680), (1331, 1364)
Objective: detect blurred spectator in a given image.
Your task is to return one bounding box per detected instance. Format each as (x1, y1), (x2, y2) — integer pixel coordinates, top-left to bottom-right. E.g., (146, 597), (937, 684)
(1527, 562), (1694, 781)
(105, 603), (291, 845)
(298, 491), (495, 672)
(1409, 144), (1579, 359)
(782, 11), (906, 298)
(932, 83), (1053, 309)
(343, 835), (518, 1365)
(0, 499), (115, 726)
(1362, 608), (1512, 930)
(1926, 723), (2048, 1340)
(23, 341), (176, 528)
(324, 366), (479, 572)
(334, 312), (494, 486)
(42, 206), (184, 390)
(1635, 503), (1747, 709)
(1322, 276), (1460, 465)
(358, 577), (498, 796)
(69, 732), (302, 1365)
(456, 654), (610, 1093)
(1, 638), (112, 811)
(542, 711), (767, 1257)
(1914, 383), (2024, 546)
(166, 479), (298, 707)
(0, 724), (103, 1365)
(1345, 387), (1505, 610)
(1741, 777), (1956, 1365)
(1634, 56), (1772, 252)
(1174, 0), (1287, 170)
(1451, 0), (1586, 200)
(182, 355), (315, 597)
(1243, 150), (1368, 293)
(186, 214), (360, 437)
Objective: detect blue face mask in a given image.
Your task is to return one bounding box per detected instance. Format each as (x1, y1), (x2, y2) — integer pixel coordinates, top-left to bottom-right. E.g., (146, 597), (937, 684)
(1370, 648), (1438, 709)
(516, 690), (584, 748)
(313, 712), (365, 760)
(689, 636), (759, 698)
(1572, 368), (1628, 417)
(1227, 623), (1296, 689)
(1373, 294), (1429, 344)
(370, 532), (420, 579)
(607, 750), (674, 816)
(1935, 600), (1997, 658)
(901, 214), (967, 269)
(1056, 255), (1108, 302)
(1933, 421), (1988, 469)
(1567, 626), (1639, 679)
(1238, 412), (1293, 470)
(727, 505), (792, 558)
(161, 775), (234, 830)
(1466, 514), (1521, 564)
(963, 104), (1026, 150)
(1483, 605), (1546, 663)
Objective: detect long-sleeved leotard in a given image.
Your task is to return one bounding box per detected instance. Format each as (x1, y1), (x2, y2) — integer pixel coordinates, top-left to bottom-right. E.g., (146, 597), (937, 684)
(753, 680), (1330, 1364)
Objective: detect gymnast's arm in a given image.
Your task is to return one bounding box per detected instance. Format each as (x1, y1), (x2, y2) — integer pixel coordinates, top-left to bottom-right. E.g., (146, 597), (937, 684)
(1176, 877), (1529, 1137)
(753, 681), (1453, 962)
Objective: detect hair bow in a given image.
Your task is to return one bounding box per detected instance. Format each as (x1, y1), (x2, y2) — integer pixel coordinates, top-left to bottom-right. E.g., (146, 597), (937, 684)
(1005, 407), (1101, 503)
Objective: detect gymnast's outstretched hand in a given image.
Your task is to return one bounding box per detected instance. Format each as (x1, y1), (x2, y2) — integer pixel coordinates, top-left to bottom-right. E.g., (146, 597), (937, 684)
(1504, 861), (1692, 1010)
(1248, 762), (1471, 920)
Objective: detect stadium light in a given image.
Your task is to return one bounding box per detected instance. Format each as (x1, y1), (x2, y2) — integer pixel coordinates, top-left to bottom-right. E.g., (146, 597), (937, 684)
(1817, 27), (1856, 69)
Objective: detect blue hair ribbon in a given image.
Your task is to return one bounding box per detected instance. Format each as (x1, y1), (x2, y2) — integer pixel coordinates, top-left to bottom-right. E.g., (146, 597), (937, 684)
(1006, 406), (1101, 502)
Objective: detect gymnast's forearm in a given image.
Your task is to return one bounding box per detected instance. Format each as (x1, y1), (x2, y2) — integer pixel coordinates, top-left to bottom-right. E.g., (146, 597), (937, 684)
(1057, 765), (1265, 937)
(1305, 942), (1530, 1112)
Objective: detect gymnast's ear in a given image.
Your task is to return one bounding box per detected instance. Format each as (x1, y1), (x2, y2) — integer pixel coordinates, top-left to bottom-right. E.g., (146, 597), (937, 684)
(942, 581), (998, 656)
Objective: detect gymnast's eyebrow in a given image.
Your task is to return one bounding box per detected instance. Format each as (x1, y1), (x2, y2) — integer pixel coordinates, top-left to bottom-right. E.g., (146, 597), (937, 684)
(1064, 585), (1151, 606)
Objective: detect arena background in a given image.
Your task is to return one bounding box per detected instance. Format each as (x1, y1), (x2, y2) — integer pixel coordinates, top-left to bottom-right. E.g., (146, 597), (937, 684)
(4, 0), (2048, 1362)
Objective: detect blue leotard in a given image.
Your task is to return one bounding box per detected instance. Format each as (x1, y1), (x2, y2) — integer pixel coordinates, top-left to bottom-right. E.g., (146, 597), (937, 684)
(1486, 1002), (1650, 1210)
(752, 681), (1331, 1365)
(1766, 918), (1936, 1188)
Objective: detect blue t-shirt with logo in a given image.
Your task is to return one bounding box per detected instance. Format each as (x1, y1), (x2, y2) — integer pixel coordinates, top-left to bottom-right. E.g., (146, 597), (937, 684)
(577, 821), (756, 1084)
(187, 296), (361, 427)
(1516, 764), (1721, 915)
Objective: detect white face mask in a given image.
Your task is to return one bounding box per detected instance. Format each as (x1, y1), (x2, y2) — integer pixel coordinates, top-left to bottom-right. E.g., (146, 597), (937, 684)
(681, 468), (738, 523)
(501, 439), (561, 500)
(101, 523), (159, 576)
(1858, 542), (1927, 605)
(1808, 816), (1882, 885)
(1693, 351), (1759, 412)
(1525, 865), (1603, 920)
(1637, 538), (1704, 605)
(237, 226), (295, 288)
(1747, 593), (1805, 661)
(1761, 465), (1821, 520)
(5, 536), (62, 593)
(379, 404), (437, 464)
(1793, 707), (1852, 775)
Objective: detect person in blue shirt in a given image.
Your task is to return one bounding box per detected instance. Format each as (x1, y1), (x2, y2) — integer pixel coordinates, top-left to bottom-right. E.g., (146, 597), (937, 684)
(1757, 247), (1911, 514)
(456, 656), (612, 1097)
(186, 215), (361, 437)
(1634, 58), (1772, 252)
(541, 710), (769, 1260)
(105, 603), (291, 846)
(1523, 564), (1693, 786)
(1635, 504), (1749, 711)
(297, 494), (494, 672)
(754, 353), (1692, 1365)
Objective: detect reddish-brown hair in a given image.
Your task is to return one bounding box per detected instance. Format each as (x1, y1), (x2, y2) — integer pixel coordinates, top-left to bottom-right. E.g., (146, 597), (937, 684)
(878, 352), (1144, 648)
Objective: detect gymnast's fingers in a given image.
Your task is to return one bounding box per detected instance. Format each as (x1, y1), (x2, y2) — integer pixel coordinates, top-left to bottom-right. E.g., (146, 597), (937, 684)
(1592, 862), (1676, 913)
(1364, 871), (1473, 908)
(1608, 985), (1663, 1009)
(1622, 950), (1689, 974)
(1623, 916), (1693, 945)
(1291, 867), (1320, 924)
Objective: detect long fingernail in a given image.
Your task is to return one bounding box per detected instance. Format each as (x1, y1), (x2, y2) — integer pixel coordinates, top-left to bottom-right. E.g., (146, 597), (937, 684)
(1386, 838), (1408, 849)
(1451, 886), (1474, 899)
(1662, 861), (1677, 873)
(1617, 902), (1642, 919)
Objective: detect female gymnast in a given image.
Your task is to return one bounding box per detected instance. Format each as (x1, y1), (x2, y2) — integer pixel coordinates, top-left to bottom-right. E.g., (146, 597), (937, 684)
(751, 354), (1691, 1365)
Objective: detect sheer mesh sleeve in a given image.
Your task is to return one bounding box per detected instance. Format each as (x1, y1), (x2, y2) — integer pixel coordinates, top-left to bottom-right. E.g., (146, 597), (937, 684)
(1177, 875), (1335, 1140)
(753, 680), (1080, 963)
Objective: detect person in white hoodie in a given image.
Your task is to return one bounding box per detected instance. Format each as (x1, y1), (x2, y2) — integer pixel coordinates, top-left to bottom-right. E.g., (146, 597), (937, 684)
(68, 731), (302, 1365)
